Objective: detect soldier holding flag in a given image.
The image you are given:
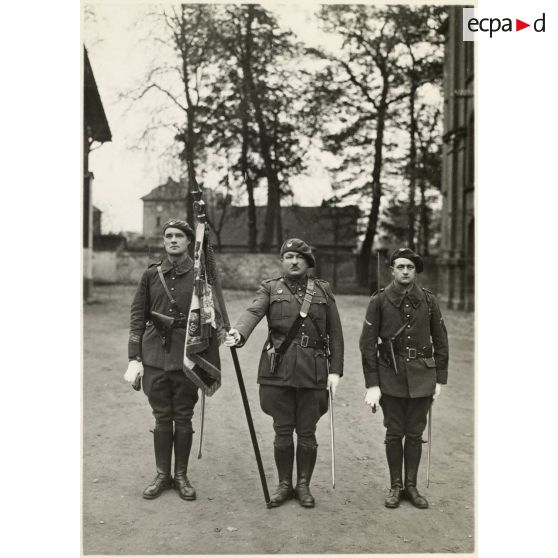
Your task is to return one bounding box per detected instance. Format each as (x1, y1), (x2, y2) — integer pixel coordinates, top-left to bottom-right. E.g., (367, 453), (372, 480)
(124, 218), (218, 501)
(225, 239), (344, 509)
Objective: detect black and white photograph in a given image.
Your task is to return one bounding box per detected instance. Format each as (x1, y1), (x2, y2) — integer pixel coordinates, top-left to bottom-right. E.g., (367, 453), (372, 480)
(82, 1), (475, 555)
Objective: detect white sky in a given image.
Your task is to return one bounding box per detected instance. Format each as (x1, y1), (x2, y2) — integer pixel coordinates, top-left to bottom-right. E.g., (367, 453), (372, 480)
(85, 3), (339, 234)
(84, 2), (444, 234)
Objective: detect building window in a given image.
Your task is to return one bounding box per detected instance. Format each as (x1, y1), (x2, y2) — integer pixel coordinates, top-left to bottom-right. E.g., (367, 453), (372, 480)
(156, 216), (161, 228)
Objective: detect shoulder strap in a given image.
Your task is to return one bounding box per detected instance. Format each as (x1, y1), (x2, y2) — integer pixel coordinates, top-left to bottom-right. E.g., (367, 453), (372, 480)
(421, 287), (434, 314)
(275, 278), (316, 356)
(156, 265), (184, 315)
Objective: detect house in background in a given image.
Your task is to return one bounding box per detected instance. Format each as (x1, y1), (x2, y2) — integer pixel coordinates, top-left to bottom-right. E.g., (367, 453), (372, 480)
(84, 46), (112, 301)
(141, 177), (189, 239)
(141, 178), (359, 254)
(211, 205), (358, 254)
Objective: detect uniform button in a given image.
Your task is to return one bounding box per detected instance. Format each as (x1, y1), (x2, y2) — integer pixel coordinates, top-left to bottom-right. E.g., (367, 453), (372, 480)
(406, 315), (410, 318)
(406, 358), (410, 362)
(169, 309), (173, 313)
(405, 304), (409, 308)
(407, 336), (411, 339)
(407, 325), (411, 328)
(171, 287), (175, 291)
(405, 346), (409, 349)
(171, 276), (176, 280)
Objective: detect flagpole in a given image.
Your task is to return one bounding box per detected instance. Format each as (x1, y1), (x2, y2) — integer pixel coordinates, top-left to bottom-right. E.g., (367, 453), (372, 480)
(191, 181), (271, 508)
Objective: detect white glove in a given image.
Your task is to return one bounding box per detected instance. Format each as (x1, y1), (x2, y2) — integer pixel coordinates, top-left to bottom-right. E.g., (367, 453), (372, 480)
(224, 328), (241, 347)
(124, 360), (144, 383)
(364, 386), (381, 410)
(433, 383), (442, 400)
(327, 373), (340, 399)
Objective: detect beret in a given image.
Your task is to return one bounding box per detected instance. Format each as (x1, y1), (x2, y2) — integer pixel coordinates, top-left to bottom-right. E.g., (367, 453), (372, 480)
(389, 247), (424, 273)
(162, 218), (195, 241)
(280, 238), (316, 268)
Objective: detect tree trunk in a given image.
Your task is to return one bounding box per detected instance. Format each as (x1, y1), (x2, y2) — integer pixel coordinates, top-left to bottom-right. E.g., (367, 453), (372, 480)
(419, 178), (430, 256)
(242, 6), (281, 252)
(332, 208), (339, 289)
(407, 81), (418, 250)
(358, 82), (389, 288)
(275, 200), (283, 249)
(178, 9), (197, 226)
(239, 82), (258, 252)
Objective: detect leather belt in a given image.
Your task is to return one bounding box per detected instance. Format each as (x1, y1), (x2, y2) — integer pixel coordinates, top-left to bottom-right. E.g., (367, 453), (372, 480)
(294, 333), (326, 349)
(147, 318), (187, 329)
(397, 347), (433, 359)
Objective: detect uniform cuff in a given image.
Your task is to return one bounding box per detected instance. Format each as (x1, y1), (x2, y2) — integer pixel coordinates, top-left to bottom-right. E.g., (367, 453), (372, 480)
(436, 369), (448, 384)
(128, 342), (141, 360)
(364, 371), (379, 389)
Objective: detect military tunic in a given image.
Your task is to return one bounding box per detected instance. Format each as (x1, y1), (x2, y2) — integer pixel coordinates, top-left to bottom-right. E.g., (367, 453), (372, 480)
(128, 256), (198, 430)
(359, 281), (448, 399)
(235, 275), (344, 447)
(128, 257), (194, 370)
(235, 275), (344, 387)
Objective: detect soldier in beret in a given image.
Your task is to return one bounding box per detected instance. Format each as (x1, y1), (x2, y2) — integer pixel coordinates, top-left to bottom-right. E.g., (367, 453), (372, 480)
(123, 218), (202, 501)
(359, 248), (449, 509)
(225, 238), (344, 508)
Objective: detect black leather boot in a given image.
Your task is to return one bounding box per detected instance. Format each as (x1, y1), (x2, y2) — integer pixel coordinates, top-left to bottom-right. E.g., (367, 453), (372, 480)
(269, 444), (294, 508)
(173, 427), (196, 501)
(294, 445), (317, 508)
(143, 429), (173, 499)
(384, 438), (403, 508)
(404, 437), (428, 509)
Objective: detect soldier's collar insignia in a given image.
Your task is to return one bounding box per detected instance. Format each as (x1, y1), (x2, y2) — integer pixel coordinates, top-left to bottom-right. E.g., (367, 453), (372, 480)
(385, 281), (423, 308)
(161, 256), (193, 275)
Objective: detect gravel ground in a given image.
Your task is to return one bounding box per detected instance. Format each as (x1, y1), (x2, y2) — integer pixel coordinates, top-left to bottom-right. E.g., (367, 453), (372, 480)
(83, 285), (474, 555)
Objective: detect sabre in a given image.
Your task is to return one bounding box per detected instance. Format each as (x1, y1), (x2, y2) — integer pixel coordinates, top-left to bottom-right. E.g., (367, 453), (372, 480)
(328, 387), (336, 489)
(197, 392), (205, 459)
(426, 401), (433, 487)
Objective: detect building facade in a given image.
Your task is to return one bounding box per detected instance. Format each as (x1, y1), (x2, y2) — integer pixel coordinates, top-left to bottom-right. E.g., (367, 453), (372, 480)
(439, 7), (475, 311)
(84, 47), (111, 301)
(141, 177), (189, 239)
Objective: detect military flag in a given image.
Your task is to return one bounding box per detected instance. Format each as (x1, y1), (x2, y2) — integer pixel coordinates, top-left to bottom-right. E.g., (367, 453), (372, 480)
(183, 222), (224, 396)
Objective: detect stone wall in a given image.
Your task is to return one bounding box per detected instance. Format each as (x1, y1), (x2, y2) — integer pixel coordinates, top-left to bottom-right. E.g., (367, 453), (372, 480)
(93, 250), (442, 297)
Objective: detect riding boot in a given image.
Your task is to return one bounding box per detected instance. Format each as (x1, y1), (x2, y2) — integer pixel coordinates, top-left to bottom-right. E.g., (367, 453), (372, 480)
(404, 437), (429, 509)
(384, 438), (403, 508)
(142, 428), (173, 499)
(173, 427), (196, 501)
(269, 444), (294, 508)
(294, 445), (317, 508)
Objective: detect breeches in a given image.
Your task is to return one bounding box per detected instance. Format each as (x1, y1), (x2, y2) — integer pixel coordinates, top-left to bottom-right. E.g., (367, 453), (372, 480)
(142, 366), (199, 432)
(259, 385), (328, 448)
(380, 394), (431, 442)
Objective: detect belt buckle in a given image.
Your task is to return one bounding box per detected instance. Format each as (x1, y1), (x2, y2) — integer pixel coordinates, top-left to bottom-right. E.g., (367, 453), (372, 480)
(407, 347), (417, 359)
(301, 334), (309, 348)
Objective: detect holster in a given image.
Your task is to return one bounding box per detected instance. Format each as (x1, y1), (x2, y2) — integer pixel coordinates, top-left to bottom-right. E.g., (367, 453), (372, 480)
(269, 350), (282, 376)
(151, 311), (187, 353)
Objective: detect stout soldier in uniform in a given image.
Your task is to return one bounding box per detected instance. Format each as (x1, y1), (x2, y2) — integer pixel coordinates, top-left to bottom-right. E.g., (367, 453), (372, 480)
(225, 239), (344, 508)
(359, 248), (448, 509)
(123, 219), (201, 501)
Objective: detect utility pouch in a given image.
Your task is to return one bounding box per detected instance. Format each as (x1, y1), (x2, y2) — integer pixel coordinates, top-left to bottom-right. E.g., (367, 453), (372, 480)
(269, 350), (282, 376)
